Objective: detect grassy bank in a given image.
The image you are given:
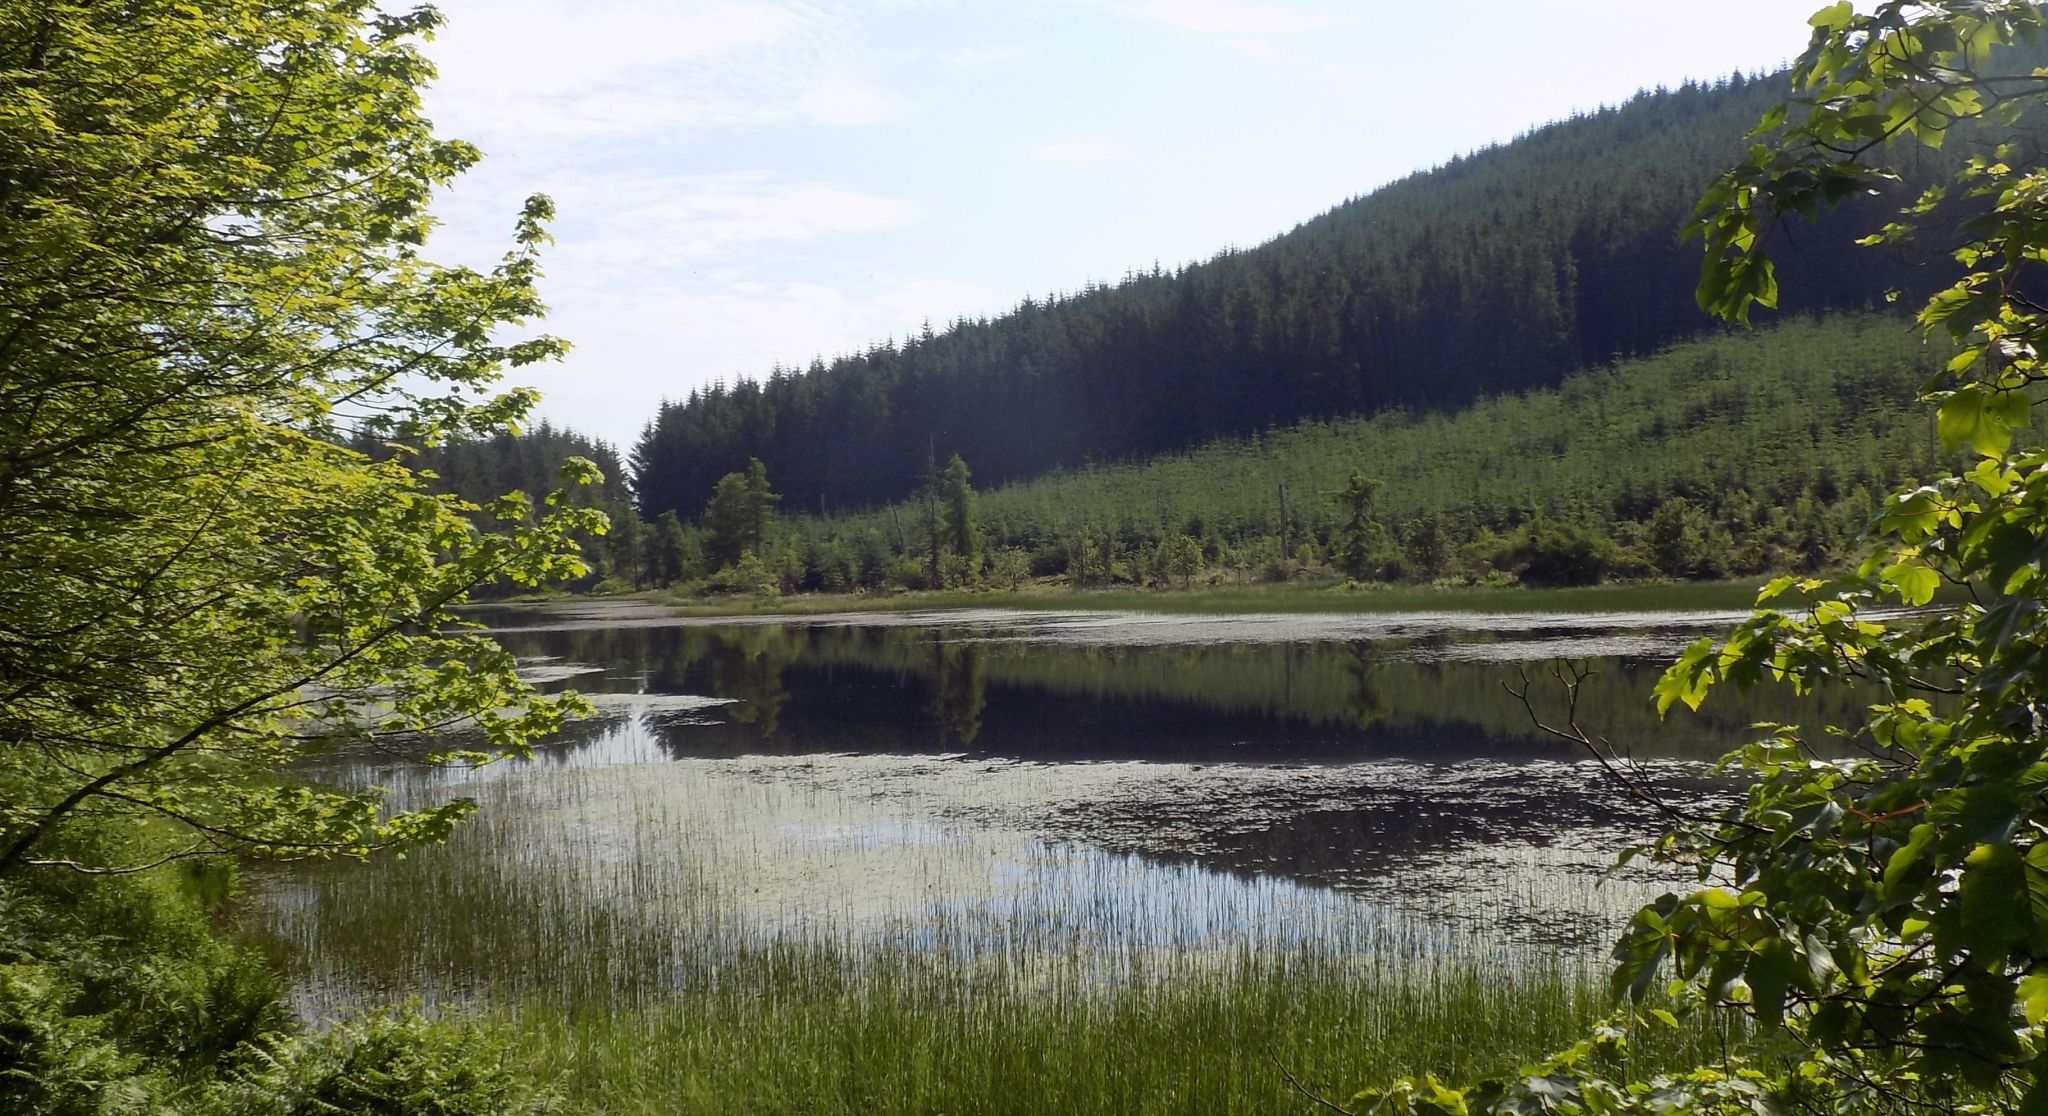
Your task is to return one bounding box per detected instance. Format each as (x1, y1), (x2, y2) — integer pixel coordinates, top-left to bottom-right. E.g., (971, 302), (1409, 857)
(507, 960), (1733, 1116)
(649, 576), (1779, 618)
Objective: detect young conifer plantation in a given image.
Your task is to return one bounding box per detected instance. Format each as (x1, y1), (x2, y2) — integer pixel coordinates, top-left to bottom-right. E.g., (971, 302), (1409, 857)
(485, 313), (1952, 600)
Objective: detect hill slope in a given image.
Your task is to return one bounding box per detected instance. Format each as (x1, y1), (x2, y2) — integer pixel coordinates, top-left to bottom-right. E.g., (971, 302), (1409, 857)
(777, 314), (1952, 590)
(633, 74), (1962, 522)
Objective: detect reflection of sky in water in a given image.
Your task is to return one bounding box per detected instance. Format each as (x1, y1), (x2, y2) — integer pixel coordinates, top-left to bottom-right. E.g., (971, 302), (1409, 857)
(264, 604), (1766, 1014)
(776, 819), (949, 851)
(1416, 632), (1703, 662)
(286, 705), (1686, 997)
(970, 842), (1448, 956)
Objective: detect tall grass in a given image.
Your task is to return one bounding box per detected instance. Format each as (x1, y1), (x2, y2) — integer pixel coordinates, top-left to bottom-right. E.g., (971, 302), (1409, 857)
(511, 954), (1731, 1116)
(255, 719), (1735, 1114)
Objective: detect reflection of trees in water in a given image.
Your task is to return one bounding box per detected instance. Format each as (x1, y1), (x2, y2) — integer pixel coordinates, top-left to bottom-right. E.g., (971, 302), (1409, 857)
(1341, 641), (1387, 730)
(600, 626), (991, 749)
(627, 627), (803, 739)
(530, 711), (632, 762)
(927, 641), (987, 747)
(487, 620), (1871, 761)
(1053, 764), (1740, 921)
(778, 626), (1858, 759)
(706, 641), (789, 737)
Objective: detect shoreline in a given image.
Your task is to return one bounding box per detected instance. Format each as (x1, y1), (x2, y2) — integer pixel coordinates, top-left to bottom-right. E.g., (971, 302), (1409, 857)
(487, 578), (1781, 620)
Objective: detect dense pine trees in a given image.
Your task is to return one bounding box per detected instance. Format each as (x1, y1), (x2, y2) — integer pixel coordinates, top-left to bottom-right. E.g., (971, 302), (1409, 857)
(414, 316), (1948, 595)
(781, 315), (1951, 591)
(630, 72), (1971, 524)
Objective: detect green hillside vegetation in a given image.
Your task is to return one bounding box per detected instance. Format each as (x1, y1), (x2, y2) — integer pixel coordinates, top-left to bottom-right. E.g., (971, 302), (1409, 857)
(650, 314), (1955, 597)
(628, 73), (1992, 524)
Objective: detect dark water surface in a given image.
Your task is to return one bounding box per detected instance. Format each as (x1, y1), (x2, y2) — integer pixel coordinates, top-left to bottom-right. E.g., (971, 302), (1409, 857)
(258, 600), (1815, 1012)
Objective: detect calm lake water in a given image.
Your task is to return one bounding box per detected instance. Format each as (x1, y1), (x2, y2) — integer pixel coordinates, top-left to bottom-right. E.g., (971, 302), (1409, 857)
(254, 600), (1823, 1016)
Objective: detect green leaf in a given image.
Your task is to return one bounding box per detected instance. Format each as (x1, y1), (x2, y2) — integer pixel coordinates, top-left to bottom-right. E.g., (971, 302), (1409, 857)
(1881, 561), (1940, 606)
(1654, 638), (1717, 715)
(1808, 1), (1853, 30)
(2025, 843), (2048, 952)
(1883, 824), (1937, 898)
(1939, 385), (2020, 457)
(1961, 843), (2028, 958)
(1993, 384), (2032, 433)
(2019, 975), (2048, 1031)
(1745, 941), (1800, 1028)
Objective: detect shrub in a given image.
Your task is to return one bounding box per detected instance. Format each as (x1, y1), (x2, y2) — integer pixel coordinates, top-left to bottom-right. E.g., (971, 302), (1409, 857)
(215, 1006), (558, 1116)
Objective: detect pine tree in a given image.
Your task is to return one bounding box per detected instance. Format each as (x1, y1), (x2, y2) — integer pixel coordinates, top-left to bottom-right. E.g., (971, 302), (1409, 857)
(941, 453), (980, 582)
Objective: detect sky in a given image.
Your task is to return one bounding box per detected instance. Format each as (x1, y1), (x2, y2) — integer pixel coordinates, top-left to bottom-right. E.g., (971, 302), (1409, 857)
(416, 0), (1835, 451)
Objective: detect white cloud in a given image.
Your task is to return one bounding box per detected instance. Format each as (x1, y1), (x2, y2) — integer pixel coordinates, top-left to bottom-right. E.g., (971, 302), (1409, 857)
(1033, 138), (1122, 163)
(398, 0), (949, 446)
(573, 173), (918, 266)
(417, 160), (937, 447)
(423, 0), (909, 146)
(1223, 37), (1277, 58)
(1125, 0), (1338, 35)
(428, 164), (919, 271)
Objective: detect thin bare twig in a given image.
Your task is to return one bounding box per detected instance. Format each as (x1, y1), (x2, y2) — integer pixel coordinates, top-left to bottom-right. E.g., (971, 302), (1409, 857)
(1269, 1054), (1361, 1116)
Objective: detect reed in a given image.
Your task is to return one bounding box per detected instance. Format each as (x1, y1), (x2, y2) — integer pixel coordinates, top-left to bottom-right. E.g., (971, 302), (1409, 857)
(253, 736), (1731, 1114)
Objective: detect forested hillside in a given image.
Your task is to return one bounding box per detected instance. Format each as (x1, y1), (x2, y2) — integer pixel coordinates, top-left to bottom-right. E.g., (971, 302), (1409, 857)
(632, 73), (1962, 522)
(704, 315), (1956, 593)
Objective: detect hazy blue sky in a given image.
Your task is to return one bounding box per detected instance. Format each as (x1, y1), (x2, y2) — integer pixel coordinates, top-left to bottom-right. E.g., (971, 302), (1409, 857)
(419, 0), (1834, 449)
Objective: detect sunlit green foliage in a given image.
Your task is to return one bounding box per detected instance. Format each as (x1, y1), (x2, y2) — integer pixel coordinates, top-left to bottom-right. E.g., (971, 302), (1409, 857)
(366, 422), (643, 591)
(1332, 473), (1396, 580)
(0, 861), (281, 1112)
(1364, 3), (2048, 1112)
(0, 1), (587, 1107)
(0, 0), (596, 875)
(219, 1005), (558, 1116)
(703, 458), (780, 572)
(0, 858), (554, 1114)
(941, 453), (981, 582)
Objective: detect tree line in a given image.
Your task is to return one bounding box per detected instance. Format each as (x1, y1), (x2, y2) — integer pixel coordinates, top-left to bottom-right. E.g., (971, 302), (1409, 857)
(788, 314), (1949, 593)
(455, 313), (1952, 595)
